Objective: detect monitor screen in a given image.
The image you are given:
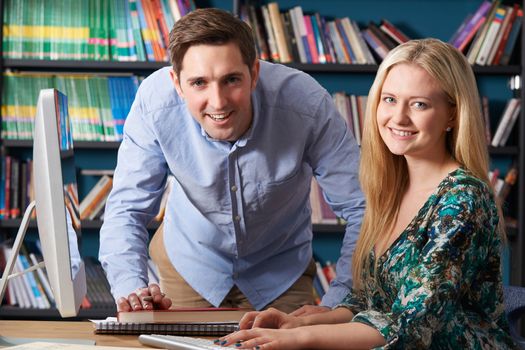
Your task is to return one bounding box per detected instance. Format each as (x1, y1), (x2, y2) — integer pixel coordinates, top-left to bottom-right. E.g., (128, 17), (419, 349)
(32, 88), (86, 317)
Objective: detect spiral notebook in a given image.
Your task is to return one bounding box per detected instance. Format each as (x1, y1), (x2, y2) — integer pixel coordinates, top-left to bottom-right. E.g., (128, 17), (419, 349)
(93, 319), (239, 336)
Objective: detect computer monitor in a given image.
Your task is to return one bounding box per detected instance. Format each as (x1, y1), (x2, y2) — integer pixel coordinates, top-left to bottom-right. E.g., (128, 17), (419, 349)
(0, 88), (86, 318)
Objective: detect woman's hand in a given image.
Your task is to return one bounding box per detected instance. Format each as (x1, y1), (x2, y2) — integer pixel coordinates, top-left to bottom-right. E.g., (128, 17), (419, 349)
(220, 327), (309, 350)
(239, 307), (305, 330)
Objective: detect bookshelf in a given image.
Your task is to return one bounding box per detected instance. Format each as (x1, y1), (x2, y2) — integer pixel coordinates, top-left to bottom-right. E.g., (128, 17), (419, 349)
(244, 0), (525, 288)
(0, 0), (524, 321)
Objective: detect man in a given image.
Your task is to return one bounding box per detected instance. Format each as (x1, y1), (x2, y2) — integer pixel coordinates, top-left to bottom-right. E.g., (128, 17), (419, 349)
(99, 8), (364, 314)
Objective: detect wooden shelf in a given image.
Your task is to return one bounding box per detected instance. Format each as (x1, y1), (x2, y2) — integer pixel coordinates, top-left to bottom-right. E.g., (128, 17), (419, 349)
(4, 139), (518, 156)
(3, 59), (169, 73)
(0, 218), (347, 234)
(312, 224), (345, 233)
(0, 305), (116, 320)
(2, 139), (121, 149)
(3, 59), (520, 75)
(489, 146), (519, 155)
(0, 219), (162, 230)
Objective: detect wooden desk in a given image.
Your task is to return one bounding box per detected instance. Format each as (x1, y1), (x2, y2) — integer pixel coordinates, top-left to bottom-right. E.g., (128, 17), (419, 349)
(0, 320), (145, 348)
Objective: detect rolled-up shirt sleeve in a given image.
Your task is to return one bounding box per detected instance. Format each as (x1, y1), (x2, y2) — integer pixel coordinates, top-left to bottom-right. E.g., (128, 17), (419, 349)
(99, 89), (169, 300)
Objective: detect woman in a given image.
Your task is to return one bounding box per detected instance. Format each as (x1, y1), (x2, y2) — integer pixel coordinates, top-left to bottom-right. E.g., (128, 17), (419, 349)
(220, 38), (517, 349)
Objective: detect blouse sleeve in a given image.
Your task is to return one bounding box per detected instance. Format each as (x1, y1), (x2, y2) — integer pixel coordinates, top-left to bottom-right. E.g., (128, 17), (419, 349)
(351, 183), (498, 348)
(335, 287), (367, 315)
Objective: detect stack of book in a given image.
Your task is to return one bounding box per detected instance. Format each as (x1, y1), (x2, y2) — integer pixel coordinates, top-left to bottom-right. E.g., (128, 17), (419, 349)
(312, 259), (337, 304)
(0, 154), (33, 220)
(2, 0), (195, 62)
(1, 72), (139, 141)
(333, 92), (368, 146)
(450, 0), (522, 65)
(241, 2), (411, 64)
(310, 178), (343, 225)
(0, 242), (116, 314)
(490, 98), (521, 147)
(79, 175), (113, 221)
(489, 164), (518, 203)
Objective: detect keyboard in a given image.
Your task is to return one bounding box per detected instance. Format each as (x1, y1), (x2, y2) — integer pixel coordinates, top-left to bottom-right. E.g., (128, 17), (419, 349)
(138, 334), (238, 350)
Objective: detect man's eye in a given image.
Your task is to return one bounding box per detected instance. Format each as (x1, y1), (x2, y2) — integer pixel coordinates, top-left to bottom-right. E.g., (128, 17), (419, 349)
(191, 80), (205, 87)
(226, 76), (240, 84)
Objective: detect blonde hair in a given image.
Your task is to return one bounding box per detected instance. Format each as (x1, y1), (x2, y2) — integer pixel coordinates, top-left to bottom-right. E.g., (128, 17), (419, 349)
(352, 38), (500, 289)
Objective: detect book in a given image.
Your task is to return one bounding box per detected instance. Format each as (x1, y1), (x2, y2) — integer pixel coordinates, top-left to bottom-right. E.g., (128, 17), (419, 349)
(267, 2), (292, 63)
(451, 0), (491, 50)
(379, 19), (410, 45)
(79, 175), (113, 220)
(94, 319), (239, 336)
(491, 98), (520, 146)
(491, 4), (519, 65)
(486, 5), (514, 64)
(499, 8), (522, 65)
(467, 0), (501, 64)
(117, 307), (249, 323)
(475, 6), (506, 65)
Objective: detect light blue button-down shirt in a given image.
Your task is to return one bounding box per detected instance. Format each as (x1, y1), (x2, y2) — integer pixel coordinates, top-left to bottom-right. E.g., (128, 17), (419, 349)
(99, 61), (365, 310)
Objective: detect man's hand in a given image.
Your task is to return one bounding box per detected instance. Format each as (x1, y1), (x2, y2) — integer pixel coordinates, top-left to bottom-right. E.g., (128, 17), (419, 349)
(116, 283), (172, 312)
(290, 305), (330, 317)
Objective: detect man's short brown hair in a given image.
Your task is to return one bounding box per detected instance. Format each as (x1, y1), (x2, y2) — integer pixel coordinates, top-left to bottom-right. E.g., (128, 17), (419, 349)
(169, 8), (257, 78)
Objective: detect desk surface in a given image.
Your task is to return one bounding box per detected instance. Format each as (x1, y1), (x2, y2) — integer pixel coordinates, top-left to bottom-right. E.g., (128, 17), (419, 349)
(0, 320), (145, 348)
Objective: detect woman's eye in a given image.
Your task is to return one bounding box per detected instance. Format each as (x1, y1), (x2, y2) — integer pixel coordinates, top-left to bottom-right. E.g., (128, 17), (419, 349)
(383, 96), (395, 103)
(413, 101), (427, 109)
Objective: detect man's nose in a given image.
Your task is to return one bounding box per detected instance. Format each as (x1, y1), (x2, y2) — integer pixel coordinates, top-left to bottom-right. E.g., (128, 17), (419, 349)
(209, 85), (227, 109)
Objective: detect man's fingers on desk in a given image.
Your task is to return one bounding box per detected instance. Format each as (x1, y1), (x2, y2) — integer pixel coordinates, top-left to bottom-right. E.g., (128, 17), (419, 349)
(126, 292), (153, 310)
(147, 283), (165, 303)
(117, 297), (133, 312)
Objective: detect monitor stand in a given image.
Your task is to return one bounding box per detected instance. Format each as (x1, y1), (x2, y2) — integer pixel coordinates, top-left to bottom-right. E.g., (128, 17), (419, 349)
(0, 201), (38, 303)
(0, 201), (95, 346)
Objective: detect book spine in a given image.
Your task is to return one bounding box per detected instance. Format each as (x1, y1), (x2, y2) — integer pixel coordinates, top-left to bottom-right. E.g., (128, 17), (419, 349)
(335, 18), (355, 63)
(380, 19), (410, 43)
(499, 8), (522, 65)
(303, 15), (319, 64)
(467, 0), (501, 65)
(267, 2), (291, 63)
(292, 6), (312, 63)
(492, 4), (519, 65)
(261, 5), (280, 62)
(486, 5), (513, 64)
(491, 98), (519, 146)
(476, 7), (506, 66)
(452, 0), (492, 48)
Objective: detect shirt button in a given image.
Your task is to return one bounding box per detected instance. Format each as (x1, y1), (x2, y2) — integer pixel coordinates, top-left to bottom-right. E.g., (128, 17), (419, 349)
(231, 185), (237, 192)
(234, 215), (241, 222)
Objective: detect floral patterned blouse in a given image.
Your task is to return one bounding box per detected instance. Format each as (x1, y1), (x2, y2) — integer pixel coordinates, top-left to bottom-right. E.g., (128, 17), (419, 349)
(339, 168), (517, 349)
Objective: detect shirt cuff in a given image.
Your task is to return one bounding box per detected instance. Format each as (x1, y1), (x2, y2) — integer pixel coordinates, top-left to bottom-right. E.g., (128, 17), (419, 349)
(352, 310), (398, 348)
(320, 283), (351, 308)
(111, 277), (149, 301)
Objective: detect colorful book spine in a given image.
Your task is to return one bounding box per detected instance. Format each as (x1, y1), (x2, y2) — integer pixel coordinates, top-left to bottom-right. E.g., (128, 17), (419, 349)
(451, 0), (492, 49)
(476, 6), (506, 65)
